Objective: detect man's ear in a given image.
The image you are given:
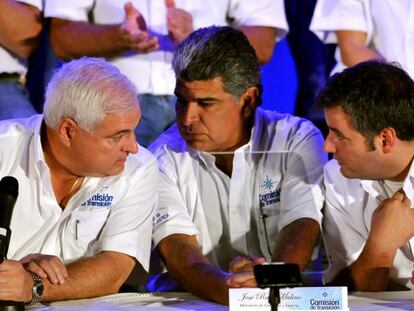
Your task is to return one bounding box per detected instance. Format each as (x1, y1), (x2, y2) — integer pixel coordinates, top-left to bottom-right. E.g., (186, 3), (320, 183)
(378, 127), (397, 154)
(241, 86), (259, 118)
(58, 117), (77, 147)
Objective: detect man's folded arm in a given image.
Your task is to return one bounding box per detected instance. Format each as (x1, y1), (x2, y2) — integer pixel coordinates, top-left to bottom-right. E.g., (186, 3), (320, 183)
(41, 251), (136, 301)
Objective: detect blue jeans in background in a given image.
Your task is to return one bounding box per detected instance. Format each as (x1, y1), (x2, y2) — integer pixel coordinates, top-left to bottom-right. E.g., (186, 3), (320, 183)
(0, 78), (38, 120)
(135, 94), (176, 147)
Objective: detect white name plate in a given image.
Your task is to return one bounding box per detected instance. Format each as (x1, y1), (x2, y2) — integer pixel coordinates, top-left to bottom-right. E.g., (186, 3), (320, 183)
(229, 287), (349, 311)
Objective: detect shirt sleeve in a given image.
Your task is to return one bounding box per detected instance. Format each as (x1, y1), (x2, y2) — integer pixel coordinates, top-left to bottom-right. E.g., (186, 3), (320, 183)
(88, 149), (159, 272)
(310, 0), (370, 44)
(44, 0), (94, 21)
(228, 0), (289, 40)
(277, 119), (327, 231)
(17, 0), (42, 10)
(322, 160), (367, 284)
(151, 147), (199, 248)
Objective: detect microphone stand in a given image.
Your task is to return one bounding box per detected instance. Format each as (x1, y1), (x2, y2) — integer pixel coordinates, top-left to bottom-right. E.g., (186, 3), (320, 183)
(269, 286), (280, 311)
(253, 263), (302, 311)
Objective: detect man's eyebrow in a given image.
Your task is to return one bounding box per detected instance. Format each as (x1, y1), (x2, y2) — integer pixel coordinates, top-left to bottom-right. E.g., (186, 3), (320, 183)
(105, 129), (130, 138)
(196, 97), (219, 102)
(174, 93), (219, 102)
(328, 126), (345, 136)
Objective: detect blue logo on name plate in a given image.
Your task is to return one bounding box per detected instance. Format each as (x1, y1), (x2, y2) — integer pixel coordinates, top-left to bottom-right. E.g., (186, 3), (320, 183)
(81, 187), (114, 208)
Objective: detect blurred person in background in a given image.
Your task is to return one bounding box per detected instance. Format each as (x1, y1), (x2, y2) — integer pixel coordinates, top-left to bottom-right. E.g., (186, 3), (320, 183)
(44, 0), (288, 146)
(0, 0), (42, 119)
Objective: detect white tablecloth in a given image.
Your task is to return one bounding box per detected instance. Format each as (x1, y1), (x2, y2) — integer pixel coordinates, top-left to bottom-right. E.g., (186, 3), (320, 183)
(27, 292), (228, 311)
(26, 290), (414, 311)
(349, 291), (414, 310)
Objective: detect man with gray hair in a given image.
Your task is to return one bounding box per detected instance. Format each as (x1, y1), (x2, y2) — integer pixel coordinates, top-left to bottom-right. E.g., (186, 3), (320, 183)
(149, 26), (327, 304)
(0, 57), (158, 303)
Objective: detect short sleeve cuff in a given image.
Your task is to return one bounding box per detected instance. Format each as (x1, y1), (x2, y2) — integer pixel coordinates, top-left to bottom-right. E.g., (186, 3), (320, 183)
(91, 232), (152, 272)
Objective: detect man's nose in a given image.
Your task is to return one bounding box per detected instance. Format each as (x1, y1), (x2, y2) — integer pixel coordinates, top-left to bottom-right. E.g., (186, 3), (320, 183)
(180, 102), (200, 126)
(124, 132), (139, 154)
(324, 132), (336, 153)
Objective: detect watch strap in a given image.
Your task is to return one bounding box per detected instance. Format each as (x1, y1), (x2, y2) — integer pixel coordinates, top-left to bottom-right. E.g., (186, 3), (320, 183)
(30, 272), (44, 304)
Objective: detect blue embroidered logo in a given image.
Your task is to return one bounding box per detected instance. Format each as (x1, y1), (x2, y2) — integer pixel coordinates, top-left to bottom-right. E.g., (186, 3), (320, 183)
(259, 175), (281, 207)
(262, 175), (276, 190)
(81, 187), (114, 207)
(153, 212), (169, 226)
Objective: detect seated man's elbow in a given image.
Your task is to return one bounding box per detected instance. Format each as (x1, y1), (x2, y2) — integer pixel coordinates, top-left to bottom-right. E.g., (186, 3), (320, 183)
(10, 24), (42, 59)
(14, 38), (39, 59)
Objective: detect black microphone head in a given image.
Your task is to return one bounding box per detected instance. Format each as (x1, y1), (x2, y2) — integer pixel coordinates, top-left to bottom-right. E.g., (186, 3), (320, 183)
(0, 177), (18, 197)
(0, 176), (19, 232)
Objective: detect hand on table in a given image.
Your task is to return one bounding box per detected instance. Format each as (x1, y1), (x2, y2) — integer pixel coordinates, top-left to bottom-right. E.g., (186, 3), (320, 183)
(229, 255), (266, 273)
(226, 271), (258, 288)
(225, 255), (266, 288)
(20, 253), (67, 285)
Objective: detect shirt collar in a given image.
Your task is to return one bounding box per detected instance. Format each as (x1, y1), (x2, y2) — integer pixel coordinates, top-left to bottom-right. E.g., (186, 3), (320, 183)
(30, 115), (48, 170)
(360, 160), (414, 200)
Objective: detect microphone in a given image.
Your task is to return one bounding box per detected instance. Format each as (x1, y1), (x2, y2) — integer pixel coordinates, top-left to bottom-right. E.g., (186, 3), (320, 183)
(0, 176), (19, 263)
(0, 177), (24, 311)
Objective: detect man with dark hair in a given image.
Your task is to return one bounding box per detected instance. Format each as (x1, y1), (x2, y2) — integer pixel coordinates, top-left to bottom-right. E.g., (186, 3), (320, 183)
(318, 60), (414, 291)
(149, 25), (327, 304)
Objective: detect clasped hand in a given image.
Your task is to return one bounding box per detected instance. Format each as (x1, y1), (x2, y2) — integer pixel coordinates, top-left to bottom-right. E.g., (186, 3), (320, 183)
(226, 255), (266, 288)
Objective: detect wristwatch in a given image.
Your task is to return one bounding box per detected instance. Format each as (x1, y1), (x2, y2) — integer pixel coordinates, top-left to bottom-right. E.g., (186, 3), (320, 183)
(30, 273), (44, 304)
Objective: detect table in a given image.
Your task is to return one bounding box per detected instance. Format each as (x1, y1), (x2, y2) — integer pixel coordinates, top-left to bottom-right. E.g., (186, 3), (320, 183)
(26, 292), (228, 311)
(26, 291), (414, 311)
(349, 291), (414, 310)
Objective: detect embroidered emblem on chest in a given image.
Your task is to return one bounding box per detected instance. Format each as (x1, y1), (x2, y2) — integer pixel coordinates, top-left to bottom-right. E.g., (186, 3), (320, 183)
(259, 175), (281, 207)
(81, 187), (114, 208)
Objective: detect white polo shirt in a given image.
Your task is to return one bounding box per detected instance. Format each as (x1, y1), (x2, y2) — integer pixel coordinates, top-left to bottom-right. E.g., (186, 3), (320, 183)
(44, 0), (288, 95)
(0, 115), (158, 271)
(150, 108), (326, 270)
(310, 0), (414, 79)
(0, 0), (43, 74)
(323, 159), (414, 288)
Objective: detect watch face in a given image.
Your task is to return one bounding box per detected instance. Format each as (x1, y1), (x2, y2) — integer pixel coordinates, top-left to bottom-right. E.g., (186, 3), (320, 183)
(34, 282), (44, 297)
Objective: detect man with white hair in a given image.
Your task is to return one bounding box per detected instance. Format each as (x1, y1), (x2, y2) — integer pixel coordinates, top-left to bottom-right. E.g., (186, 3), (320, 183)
(0, 57), (158, 303)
